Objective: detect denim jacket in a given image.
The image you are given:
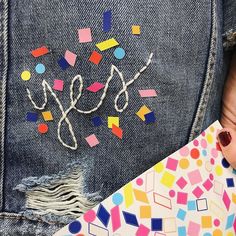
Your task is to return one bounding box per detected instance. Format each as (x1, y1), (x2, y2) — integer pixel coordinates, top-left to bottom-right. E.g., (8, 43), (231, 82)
(0, 0), (235, 235)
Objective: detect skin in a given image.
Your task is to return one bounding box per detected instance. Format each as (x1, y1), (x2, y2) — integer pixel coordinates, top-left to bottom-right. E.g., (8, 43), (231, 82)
(219, 51), (236, 168)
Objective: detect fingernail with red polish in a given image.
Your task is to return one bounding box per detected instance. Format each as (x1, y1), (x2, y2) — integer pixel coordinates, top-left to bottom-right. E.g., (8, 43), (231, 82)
(218, 131), (232, 147)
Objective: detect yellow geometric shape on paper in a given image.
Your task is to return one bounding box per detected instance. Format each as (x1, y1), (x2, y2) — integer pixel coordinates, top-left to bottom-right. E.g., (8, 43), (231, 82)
(108, 116), (119, 128)
(215, 165), (223, 176)
(132, 25), (141, 35)
(179, 158), (189, 169)
(201, 216), (212, 228)
(123, 182), (134, 208)
(154, 162), (164, 173)
(140, 205), (151, 218)
(133, 188), (149, 204)
(206, 133), (213, 144)
(160, 171), (175, 188)
(136, 105), (151, 121)
(42, 111), (53, 121)
(213, 229), (223, 236)
(232, 193), (236, 204)
(96, 38), (119, 51)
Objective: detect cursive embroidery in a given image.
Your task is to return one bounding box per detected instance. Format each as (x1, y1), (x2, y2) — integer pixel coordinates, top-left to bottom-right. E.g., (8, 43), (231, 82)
(27, 53), (153, 150)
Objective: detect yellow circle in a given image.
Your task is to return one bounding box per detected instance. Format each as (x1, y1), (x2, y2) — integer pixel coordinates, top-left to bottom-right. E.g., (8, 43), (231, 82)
(227, 232), (234, 236)
(215, 165), (223, 176)
(213, 229), (222, 236)
(154, 162), (164, 173)
(197, 159), (202, 166)
(210, 126), (215, 132)
(21, 70), (31, 81)
(206, 133), (213, 144)
(179, 158), (189, 169)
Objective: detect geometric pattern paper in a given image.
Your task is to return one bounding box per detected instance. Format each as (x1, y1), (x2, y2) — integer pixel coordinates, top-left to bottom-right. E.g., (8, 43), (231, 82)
(53, 121), (236, 236)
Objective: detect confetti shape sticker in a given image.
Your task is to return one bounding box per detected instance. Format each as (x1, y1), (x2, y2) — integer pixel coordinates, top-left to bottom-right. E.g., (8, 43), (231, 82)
(31, 46), (49, 57)
(136, 105), (151, 121)
(138, 89), (157, 97)
(108, 116), (119, 128)
(38, 123), (48, 134)
(78, 28), (92, 43)
(89, 51), (103, 65)
(112, 124), (123, 139)
(64, 50), (77, 66)
(103, 10), (112, 32)
(132, 25), (141, 35)
(96, 38), (119, 51)
(35, 63), (45, 74)
(26, 112), (38, 122)
(86, 82), (105, 92)
(92, 116), (103, 127)
(21, 70), (31, 81)
(58, 57), (70, 70)
(53, 80), (64, 91)
(42, 111), (53, 121)
(114, 47), (125, 60)
(144, 111), (156, 124)
(85, 134), (99, 147)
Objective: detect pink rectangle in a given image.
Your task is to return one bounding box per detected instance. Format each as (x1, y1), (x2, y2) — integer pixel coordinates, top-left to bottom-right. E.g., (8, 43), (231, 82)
(138, 89), (157, 97)
(86, 82), (105, 93)
(136, 224), (150, 236)
(111, 206), (121, 232)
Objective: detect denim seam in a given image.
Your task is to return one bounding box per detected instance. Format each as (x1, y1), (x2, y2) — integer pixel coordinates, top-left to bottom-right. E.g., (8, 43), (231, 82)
(0, 0), (8, 211)
(188, 0), (217, 141)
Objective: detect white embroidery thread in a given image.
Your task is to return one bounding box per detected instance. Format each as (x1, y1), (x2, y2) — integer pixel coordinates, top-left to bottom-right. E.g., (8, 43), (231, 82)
(27, 53), (153, 150)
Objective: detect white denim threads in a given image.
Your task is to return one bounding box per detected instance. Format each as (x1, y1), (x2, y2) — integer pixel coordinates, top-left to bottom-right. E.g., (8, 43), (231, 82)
(27, 53), (153, 150)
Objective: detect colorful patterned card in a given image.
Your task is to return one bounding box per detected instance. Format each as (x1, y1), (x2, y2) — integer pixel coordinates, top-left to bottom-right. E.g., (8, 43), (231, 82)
(53, 121), (236, 236)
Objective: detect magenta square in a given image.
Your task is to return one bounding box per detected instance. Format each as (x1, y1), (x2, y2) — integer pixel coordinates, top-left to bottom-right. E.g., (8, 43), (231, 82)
(78, 28), (92, 43)
(136, 224), (150, 236)
(176, 177), (187, 189)
(177, 192), (188, 205)
(222, 190), (231, 211)
(166, 157), (178, 171)
(192, 186), (204, 198)
(203, 179), (213, 191)
(53, 79), (64, 91)
(187, 169), (202, 185)
(187, 221), (200, 236)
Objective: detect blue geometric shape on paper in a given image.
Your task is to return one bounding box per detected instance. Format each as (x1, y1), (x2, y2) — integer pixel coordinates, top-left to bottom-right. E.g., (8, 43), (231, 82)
(123, 211), (139, 227)
(97, 204), (110, 227)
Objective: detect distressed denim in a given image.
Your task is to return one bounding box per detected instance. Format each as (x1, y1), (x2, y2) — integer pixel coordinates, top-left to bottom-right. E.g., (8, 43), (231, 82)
(0, 0), (236, 235)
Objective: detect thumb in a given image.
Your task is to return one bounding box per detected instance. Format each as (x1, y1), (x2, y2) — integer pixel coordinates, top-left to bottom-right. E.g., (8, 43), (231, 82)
(217, 128), (236, 169)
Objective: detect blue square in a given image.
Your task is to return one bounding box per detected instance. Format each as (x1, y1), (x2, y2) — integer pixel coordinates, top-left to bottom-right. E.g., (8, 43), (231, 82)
(226, 178), (235, 187)
(151, 218), (162, 231)
(144, 111), (156, 124)
(178, 226), (186, 236)
(92, 116), (103, 127)
(177, 209), (186, 221)
(58, 56), (70, 70)
(26, 112), (38, 122)
(187, 200), (196, 211)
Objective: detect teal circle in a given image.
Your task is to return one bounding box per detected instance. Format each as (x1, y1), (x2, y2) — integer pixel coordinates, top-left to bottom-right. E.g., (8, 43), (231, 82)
(203, 233), (211, 236)
(202, 149), (207, 156)
(35, 63), (45, 74)
(114, 47), (125, 60)
(112, 193), (123, 205)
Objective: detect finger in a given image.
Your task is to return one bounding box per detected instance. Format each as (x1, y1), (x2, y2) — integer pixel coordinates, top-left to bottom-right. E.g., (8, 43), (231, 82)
(217, 127), (236, 169)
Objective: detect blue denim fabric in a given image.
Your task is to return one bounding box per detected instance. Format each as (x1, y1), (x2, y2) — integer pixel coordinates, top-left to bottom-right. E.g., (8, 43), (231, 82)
(0, 0), (235, 235)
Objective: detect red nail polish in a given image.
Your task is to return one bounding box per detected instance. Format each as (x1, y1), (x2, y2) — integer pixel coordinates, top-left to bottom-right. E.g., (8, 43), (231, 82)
(218, 131), (232, 147)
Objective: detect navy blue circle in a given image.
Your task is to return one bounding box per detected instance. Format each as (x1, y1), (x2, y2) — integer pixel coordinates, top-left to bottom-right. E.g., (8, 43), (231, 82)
(68, 220), (82, 234)
(222, 158), (230, 168)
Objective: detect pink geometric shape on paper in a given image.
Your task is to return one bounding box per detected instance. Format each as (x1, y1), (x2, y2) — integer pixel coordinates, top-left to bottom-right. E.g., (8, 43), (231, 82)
(179, 146), (189, 156)
(83, 209), (96, 223)
(136, 224), (150, 236)
(187, 221), (200, 236)
(176, 177), (187, 189)
(203, 179), (213, 191)
(86, 82), (105, 93)
(177, 192), (188, 205)
(166, 157), (178, 171)
(222, 190), (231, 211)
(111, 206), (121, 232)
(187, 169), (202, 185)
(192, 186), (204, 198)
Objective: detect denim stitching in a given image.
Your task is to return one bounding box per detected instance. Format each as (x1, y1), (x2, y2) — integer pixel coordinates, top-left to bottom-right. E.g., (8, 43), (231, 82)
(188, 0), (217, 141)
(0, 0), (8, 211)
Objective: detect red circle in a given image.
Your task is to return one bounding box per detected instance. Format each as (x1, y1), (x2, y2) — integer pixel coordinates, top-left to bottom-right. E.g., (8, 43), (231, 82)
(190, 148), (200, 159)
(38, 123), (48, 134)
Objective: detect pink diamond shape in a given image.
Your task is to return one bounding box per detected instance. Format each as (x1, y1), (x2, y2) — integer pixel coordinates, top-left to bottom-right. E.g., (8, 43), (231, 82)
(166, 157), (178, 171)
(203, 179), (213, 191)
(187, 169), (202, 185)
(177, 192), (188, 205)
(187, 221), (200, 236)
(86, 82), (105, 93)
(85, 134), (99, 147)
(136, 224), (150, 236)
(222, 190), (231, 211)
(64, 50), (77, 66)
(176, 177), (187, 189)
(192, 186), (204, 198)
(233, 217), (236, 233)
